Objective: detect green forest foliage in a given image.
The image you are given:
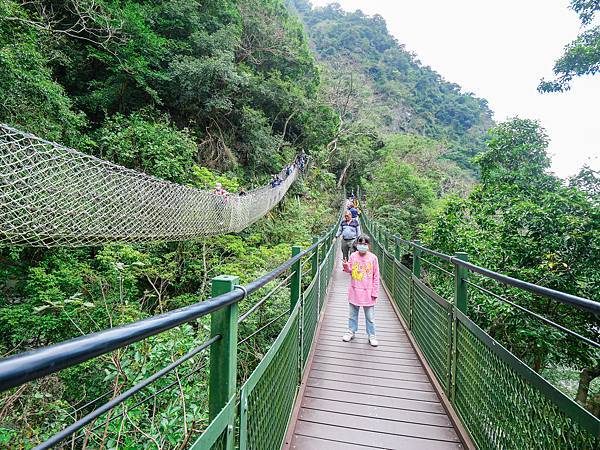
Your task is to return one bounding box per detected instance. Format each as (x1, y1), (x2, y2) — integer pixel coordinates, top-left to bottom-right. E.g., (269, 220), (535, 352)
(0, 0), (340, 446)
(539, 1), (600, 92)
(421, 119), (600, 414)
(363, 134), (476, 238)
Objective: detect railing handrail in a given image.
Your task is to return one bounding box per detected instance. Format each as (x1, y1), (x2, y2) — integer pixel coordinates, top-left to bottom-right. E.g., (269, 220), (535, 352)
(0, 233), (330, 392)
(365, 215), (599, 314)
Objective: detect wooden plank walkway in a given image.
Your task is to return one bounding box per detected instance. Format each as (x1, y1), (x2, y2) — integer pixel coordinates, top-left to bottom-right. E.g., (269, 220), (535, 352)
(284, 256), (465, 450)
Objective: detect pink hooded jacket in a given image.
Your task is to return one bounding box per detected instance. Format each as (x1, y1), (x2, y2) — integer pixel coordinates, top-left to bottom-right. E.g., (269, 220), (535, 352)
(342, 251), (380, 307)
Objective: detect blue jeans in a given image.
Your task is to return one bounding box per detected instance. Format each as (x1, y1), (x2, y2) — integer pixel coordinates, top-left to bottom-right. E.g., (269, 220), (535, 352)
(348, 304), (376, 337)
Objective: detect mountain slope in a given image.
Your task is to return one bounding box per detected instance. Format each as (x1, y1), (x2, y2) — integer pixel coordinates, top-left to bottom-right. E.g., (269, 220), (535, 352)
(289, 0), (494, 171)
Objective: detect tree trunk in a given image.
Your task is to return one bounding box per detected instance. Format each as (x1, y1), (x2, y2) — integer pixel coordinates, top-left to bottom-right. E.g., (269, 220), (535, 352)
(588, 391), (600, 418)
(337, 159), (351, 188)
(575, 365), (600, 413)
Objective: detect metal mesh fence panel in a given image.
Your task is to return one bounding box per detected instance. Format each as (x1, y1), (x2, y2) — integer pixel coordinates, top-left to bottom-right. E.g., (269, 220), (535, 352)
(319, 260), (327, 312)
(393, 261), (411, 323)
(239, 308), (300, 450)
(328, 243), (335, 275)
(372, 240), (381, 260)
(210, 431), (227, 450)
(0, 124), (299, 247)
(411, 278), (452, 393)
(454, 311), (599, 450)
(383, 249), (394, 292)
(301, 279), (318, 368)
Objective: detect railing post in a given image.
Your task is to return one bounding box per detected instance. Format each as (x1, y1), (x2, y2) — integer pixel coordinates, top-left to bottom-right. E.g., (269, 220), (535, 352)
(291, 245), (302, 311)
(451, 252), (468, 402)
(209, 275), (239, 435)
(409, 240), (421, 330)
(454, 252), (469, 314)
(312, 237), (320, 310)
(311, 237), (319, 278)
(412, 240), (422, 279)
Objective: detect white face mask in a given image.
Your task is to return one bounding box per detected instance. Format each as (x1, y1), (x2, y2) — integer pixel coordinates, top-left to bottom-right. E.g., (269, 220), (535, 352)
(356, 244), (368, 253)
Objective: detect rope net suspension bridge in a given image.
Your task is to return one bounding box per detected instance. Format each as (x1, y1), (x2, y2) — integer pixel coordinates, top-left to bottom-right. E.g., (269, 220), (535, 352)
(0, 123), (301, 247)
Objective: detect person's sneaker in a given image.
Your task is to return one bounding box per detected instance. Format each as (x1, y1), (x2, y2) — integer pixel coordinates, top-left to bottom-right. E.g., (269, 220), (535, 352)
(342, 331), (355, 342)
(368, 336), (379, 347)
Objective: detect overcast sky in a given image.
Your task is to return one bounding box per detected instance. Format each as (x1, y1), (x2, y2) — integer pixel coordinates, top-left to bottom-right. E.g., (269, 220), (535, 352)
(311, 0), (599, 178)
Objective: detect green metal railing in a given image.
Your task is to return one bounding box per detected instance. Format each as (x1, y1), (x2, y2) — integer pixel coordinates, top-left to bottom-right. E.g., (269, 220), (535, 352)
(190, 223), (338, 450)
(362, 214), (599, 450)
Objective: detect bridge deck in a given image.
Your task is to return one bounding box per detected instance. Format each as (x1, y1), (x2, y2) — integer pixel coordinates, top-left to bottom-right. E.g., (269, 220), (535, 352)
(284, 258), (464, 450)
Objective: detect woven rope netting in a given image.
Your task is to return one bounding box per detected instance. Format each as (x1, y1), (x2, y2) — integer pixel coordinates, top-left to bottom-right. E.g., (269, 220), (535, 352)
(0, 124), (301, 247)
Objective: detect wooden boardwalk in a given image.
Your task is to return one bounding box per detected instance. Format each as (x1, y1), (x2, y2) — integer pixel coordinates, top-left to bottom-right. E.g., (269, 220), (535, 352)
(284, 257), (466, 450)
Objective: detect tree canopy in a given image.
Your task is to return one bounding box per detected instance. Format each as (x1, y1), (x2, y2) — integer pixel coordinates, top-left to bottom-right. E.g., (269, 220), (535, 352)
(539, 0), (600, 92)
(422, 118), (600, 414)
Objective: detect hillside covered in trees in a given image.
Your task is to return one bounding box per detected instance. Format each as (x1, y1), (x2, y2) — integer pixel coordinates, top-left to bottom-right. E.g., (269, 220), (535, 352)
(289, 0), (495, 172)
(0, 0), (598, 447)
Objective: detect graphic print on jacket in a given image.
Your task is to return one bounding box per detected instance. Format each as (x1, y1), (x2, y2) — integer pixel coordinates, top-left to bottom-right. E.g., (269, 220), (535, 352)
(351, 261), (373, 281)
(343, 251), (380, 307)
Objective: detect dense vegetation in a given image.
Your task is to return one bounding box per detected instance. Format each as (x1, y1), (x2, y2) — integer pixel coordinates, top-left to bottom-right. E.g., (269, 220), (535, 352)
(421, 119), (599, 415)
(0, 0), (598, 447)
(0, 0), (340, 446)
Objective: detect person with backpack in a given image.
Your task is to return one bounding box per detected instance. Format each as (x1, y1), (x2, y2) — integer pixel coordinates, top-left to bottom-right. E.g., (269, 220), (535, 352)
(335, 211), (361, 261)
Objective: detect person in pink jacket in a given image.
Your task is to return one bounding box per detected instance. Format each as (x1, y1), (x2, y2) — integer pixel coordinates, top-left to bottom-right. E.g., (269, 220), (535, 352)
(341, 235), (380, 347)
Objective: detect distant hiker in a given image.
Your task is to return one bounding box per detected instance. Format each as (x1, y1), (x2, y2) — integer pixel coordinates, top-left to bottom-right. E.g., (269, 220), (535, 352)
(213, 182), (228, 197)
(213, 182), (228, 224)
(297, 150), (307, 172)
(335, 211), (361, 260)
(348, 205), (359, 218)
(270, 175), (282, 188)
(342, 234), (380, 347)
